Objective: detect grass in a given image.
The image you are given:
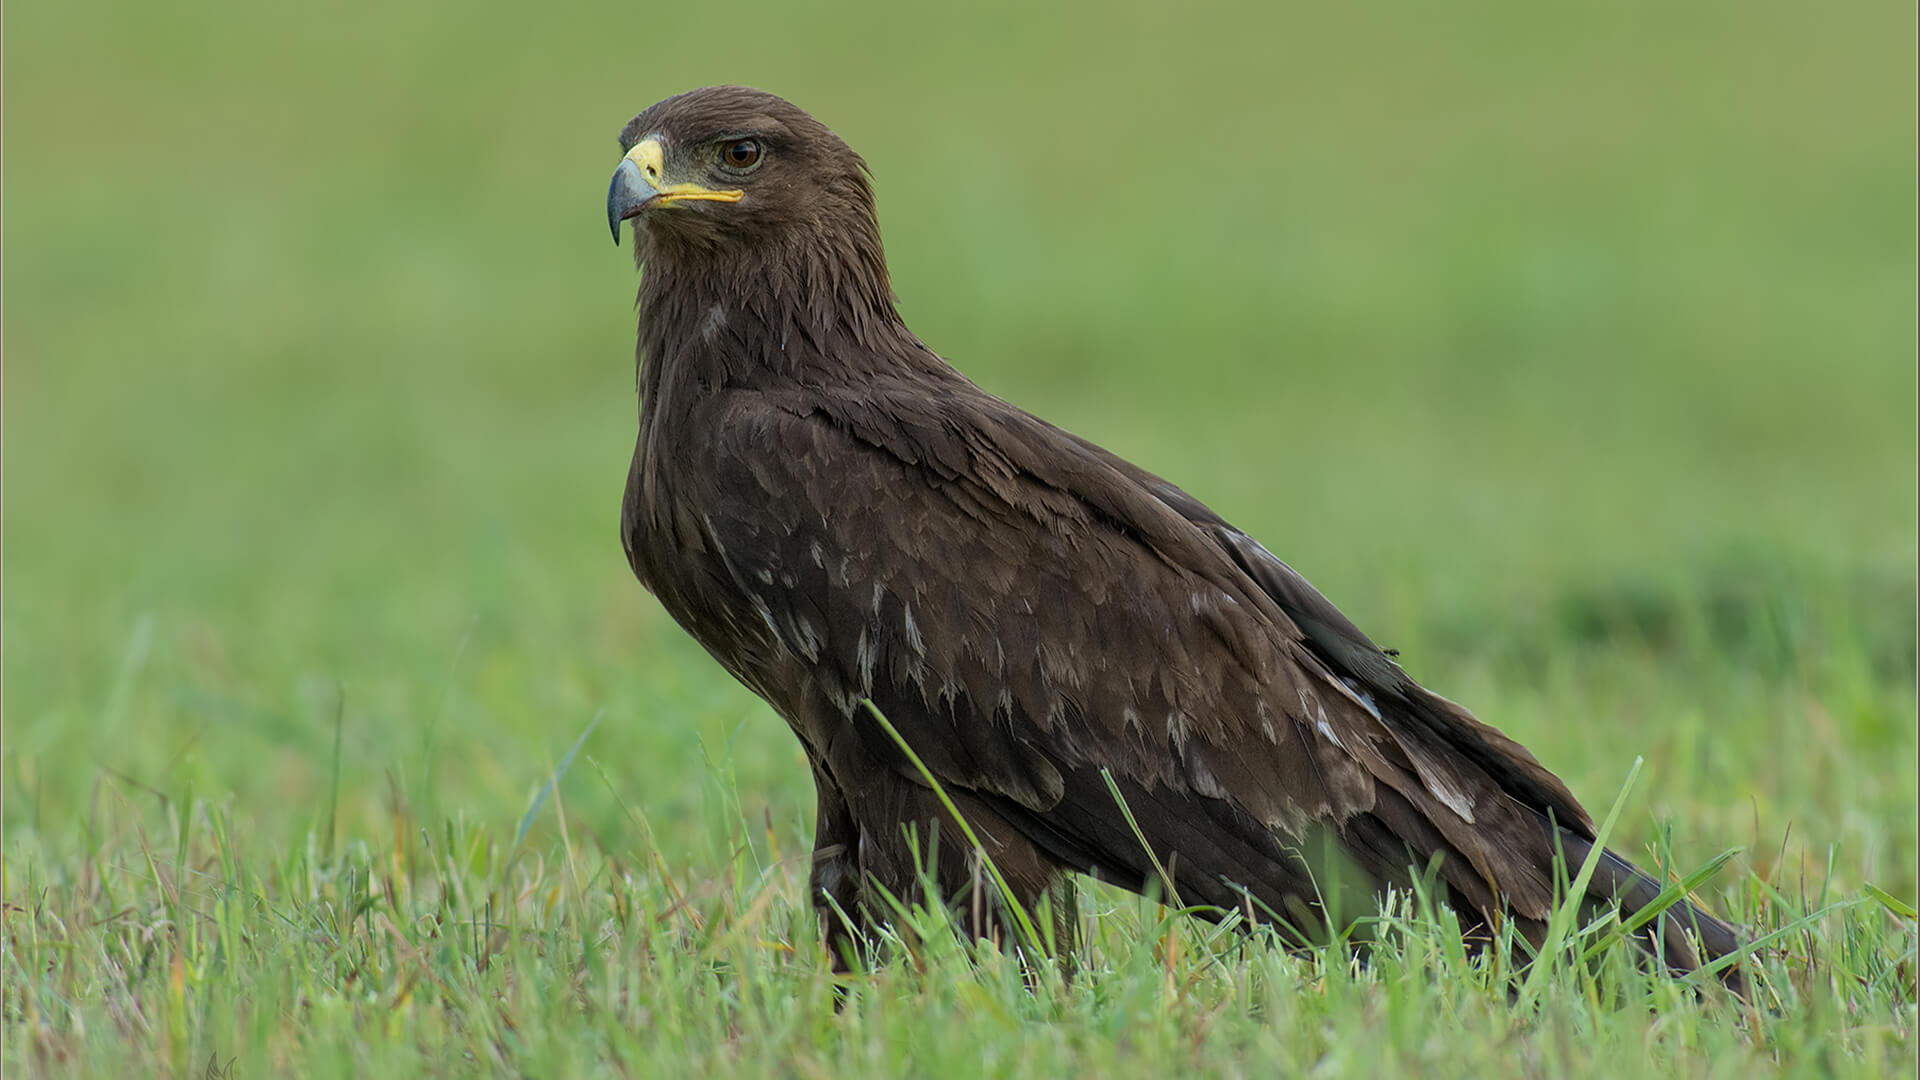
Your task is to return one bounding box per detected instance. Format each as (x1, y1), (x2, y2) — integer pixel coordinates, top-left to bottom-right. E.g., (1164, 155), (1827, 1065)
(4, 0), (1916, 1075)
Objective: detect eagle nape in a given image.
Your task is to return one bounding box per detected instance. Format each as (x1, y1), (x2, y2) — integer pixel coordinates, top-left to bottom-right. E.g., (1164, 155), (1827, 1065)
(601, 85), (1748, 994)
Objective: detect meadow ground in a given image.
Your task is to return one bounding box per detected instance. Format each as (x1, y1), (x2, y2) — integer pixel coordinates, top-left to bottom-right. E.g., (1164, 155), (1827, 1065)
(4, 1), (1916, 1075)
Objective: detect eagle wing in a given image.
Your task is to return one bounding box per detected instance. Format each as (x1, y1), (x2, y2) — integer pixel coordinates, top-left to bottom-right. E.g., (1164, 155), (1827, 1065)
(1062, 431), (1598, 838)
(651, 378), (1598, 924)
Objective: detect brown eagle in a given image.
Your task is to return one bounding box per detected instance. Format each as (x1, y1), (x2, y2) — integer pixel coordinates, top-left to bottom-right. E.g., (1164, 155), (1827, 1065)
(605, 85), (1742, 981)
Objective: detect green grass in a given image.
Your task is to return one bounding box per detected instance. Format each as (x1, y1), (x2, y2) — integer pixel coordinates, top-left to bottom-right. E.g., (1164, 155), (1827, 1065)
(4, 0), (1916, 1074)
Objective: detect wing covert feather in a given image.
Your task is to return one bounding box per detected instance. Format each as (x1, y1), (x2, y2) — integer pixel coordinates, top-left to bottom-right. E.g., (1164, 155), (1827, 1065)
(687, 390), (1382, 838)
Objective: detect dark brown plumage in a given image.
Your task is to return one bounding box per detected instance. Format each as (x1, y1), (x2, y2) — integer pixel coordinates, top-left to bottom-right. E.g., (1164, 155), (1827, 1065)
(605, 85), (1743, 984)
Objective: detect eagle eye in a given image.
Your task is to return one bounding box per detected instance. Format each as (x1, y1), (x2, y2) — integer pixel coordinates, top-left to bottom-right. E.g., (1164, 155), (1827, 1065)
(720, 139), (763, 172)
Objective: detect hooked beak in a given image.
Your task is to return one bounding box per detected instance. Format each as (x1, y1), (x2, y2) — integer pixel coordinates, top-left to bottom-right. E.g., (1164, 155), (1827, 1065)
(607, 138), (744, 244)
(607, 157), (653, 244)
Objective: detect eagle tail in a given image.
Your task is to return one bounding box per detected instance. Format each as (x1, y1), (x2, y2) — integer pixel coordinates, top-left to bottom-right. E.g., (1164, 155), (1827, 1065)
(1533, 818), (1748, 993)
(1006, 768), (1748, 993)
(1341, 785), (1746, 991)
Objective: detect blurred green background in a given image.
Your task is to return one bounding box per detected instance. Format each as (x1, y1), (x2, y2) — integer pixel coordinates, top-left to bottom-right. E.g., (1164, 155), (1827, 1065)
(5, 0), (1915, 897)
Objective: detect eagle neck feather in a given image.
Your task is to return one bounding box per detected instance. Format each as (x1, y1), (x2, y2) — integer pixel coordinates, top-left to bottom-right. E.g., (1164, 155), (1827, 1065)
(634, 215), (936, 397)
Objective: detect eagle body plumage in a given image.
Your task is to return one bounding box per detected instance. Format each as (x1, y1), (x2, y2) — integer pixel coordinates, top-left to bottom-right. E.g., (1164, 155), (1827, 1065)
(607, 85), (1742, 982)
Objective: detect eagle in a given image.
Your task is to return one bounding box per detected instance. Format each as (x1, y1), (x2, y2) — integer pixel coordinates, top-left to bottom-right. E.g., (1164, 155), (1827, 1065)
(604, 85), (1743, 983)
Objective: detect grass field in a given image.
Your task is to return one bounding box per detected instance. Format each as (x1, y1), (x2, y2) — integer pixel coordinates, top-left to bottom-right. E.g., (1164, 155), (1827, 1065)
(4, 0), (1916, 1075)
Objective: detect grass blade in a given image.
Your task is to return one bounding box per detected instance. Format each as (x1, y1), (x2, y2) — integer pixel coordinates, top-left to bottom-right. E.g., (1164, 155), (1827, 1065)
(515, 711), (602, 850)
(1519, 756), (1642, 1003)
(1863, 882), (1918, 920)
(1099, 767), (1184, 910)
(321, 684), (344, 862)
(1578, 846), (1742, 965)
(860, 700), (1046, 958)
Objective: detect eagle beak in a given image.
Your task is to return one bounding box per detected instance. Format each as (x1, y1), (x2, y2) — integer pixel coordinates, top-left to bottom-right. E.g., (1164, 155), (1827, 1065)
(607, 157), (655, 244)
(607, 138), (745, 244)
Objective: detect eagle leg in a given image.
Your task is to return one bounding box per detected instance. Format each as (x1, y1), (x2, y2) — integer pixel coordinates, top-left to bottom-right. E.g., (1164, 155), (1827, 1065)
(805, 761), (866, 973)
(813, 736), (1074, 968)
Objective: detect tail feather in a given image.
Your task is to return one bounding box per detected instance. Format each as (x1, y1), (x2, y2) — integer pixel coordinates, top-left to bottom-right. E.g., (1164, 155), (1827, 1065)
(1546, 820), (1747, 992)
(990, 760), (1743, 991)
(984, 766), (1747, 993)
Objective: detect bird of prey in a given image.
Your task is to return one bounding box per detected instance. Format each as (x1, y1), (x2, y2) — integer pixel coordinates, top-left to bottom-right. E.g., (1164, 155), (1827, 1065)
(604, 85), (1743, 982)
